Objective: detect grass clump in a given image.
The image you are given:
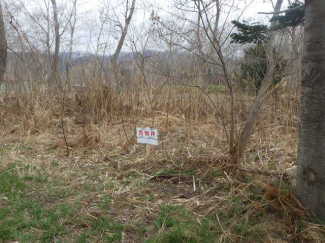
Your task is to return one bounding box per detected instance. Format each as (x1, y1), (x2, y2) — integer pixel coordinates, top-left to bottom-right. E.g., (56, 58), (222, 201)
(77, 216), (123, 243)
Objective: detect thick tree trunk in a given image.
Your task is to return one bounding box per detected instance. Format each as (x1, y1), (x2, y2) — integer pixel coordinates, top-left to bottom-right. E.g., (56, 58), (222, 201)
(0, 4), (7, 85)
(296, 0), (325, 219)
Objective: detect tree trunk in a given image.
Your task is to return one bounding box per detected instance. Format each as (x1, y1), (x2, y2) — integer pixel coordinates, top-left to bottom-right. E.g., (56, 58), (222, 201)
(111, 0), (136, 71)
(231, 0), (283, 162)
(0, 3), (7, 85)
(66, 0), (77, 88)
(50, 0), (60, 85)
(207, 0), (220, 59)
(296, 0), (325, 219)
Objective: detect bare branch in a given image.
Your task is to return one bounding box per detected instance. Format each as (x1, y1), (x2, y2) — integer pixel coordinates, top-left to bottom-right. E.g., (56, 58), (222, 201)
(258, 4), (304, 14)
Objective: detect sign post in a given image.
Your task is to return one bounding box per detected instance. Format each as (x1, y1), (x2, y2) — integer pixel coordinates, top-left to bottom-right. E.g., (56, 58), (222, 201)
(136, 127), (158, 158)
(146, 144), (152, 158)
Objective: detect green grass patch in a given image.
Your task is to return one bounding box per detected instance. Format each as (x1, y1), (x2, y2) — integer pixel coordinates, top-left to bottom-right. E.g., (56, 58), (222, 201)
(77, 216), (123, 243)
(0, 163), (123, 242)
(147, 204), (215, 243)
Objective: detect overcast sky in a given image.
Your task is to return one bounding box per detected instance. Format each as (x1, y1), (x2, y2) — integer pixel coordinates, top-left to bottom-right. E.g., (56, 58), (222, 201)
(70, 0), (288, 53)
(78, 0), (283, 20)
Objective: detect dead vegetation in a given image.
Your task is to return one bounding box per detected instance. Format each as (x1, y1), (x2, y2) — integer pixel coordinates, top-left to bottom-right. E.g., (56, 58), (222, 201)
(0, 83), (324, 242)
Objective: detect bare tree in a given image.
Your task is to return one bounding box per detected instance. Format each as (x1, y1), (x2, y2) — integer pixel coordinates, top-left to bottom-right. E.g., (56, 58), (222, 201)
(110, 0), (136, 71)
(195, 0), (235, 149)
(231, 0), (283, 162)
(4, 0), (77, 89)
(66, 0), (78, 86)
(49, 0), (60, 84)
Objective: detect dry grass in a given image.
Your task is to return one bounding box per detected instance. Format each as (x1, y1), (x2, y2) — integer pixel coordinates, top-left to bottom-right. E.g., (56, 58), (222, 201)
(0, 83), (324, 242)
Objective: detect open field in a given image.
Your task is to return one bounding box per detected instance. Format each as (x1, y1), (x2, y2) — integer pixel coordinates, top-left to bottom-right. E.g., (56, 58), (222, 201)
(1, 0), (324, 241)
(1, 87), (324, 243)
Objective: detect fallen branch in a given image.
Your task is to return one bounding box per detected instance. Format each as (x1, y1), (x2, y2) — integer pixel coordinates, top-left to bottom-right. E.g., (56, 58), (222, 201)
(237, 165), (296, 186)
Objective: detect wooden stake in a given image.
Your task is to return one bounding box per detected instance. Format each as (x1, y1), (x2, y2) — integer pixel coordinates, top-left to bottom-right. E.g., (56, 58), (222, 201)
(146, 144), (152, 158)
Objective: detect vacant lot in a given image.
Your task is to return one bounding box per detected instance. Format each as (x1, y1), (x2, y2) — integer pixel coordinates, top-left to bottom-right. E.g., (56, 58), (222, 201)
(0, 93), (324, 243)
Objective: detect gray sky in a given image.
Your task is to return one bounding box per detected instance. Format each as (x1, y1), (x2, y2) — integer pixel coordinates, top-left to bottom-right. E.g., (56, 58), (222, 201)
(71, 0), (287, 53)
(79, 0), (281, 23)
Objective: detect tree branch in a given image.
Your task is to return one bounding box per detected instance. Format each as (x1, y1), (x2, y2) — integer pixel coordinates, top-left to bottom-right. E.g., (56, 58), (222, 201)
(258, 4), (304, 15)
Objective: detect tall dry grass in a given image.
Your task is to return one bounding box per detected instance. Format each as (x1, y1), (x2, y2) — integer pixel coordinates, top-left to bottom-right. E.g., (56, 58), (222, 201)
(0, 72), (300, 156)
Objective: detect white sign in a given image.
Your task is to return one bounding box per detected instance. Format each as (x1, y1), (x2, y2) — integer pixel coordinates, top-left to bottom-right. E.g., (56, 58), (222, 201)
(136, 127), (158, 146)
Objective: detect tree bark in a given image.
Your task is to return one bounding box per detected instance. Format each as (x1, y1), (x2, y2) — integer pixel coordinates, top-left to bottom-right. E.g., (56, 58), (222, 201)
(0, 3), (7, 85)
(296, 0), (325, 219)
